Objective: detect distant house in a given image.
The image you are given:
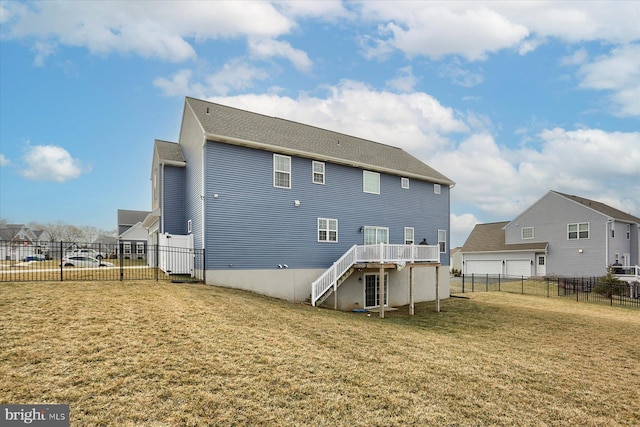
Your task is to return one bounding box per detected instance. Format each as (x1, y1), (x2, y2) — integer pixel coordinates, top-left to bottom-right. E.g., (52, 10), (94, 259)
(450, 247), (462, 273)
(144, 96), (455, 312)
(117, 210), (150, 259)
(0, 224), (50, 261)
(461, 191), (640, 278)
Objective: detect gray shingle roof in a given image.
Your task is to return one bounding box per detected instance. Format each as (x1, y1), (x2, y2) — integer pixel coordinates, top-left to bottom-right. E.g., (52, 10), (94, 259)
(155, 140), (185, 163)
(185, 97), (454, 185)
(117, 210), (150, 227)
(461, 221), (548, 253)
(554, 191), (640, 223)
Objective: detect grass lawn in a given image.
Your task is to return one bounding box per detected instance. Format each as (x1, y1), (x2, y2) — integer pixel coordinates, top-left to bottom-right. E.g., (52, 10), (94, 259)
(1, 281), (639, 426)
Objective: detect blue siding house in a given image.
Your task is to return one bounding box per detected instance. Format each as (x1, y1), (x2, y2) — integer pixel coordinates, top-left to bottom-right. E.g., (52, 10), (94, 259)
(147, 97), (455, 313)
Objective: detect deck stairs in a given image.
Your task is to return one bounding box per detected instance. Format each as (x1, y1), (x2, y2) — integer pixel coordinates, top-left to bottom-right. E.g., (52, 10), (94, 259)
(311, 243), (440, 307)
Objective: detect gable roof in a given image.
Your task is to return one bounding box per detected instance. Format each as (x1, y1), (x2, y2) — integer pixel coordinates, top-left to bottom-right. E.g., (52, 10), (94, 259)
(553, 191), (640, 223)
(155, 139), (185, 164)
(184, 97), (454, 185)
(461, 221), (548, 253)
(118, 210), (151, 227)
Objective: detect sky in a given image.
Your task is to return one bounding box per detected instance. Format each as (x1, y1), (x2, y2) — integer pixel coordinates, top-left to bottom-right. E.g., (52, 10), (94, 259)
(0, 0), (639, 248)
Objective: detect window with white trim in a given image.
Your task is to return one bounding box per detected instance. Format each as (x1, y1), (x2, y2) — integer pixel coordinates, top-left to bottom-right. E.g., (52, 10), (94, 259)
(522, 227), (534, 239)
(404, 227), (415, 245)
(187, 219), (192, 234)
(318, 218), (338, 242)
(401, 177), (409, 189)
(568, 222), (589, 240)
(364, 226), (389, 245)
(123, 242), (131, 254)
(434, 184), (441, 194)
(438, 229), (447, 253)
(627, 224), (631, 240)
(363, 170), (380, 194)
(136, 242), (144, 255)
(312, 161), (325, 184)
(273, 154), (291, 188)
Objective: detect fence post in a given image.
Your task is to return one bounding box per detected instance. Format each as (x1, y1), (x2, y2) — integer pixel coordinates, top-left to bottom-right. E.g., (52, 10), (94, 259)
(202, 248), (206, 283)
(462, 274), (465, 293)
(59, 241), (63, 282)
(119, 242), (124, 281)
(498, 274), (501, 291)
(154, 244), (159, 281)
(472, 274), (475, 292)
(486, 274), (488, 292)
(522, 276), (524, 294)
(546, 277), (549, 298)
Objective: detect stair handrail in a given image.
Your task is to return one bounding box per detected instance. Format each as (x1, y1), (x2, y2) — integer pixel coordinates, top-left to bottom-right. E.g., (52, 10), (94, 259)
(311, 245), (358, 306)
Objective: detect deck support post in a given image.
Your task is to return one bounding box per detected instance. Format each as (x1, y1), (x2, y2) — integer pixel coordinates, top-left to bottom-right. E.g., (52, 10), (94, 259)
(379, 265), (385, 319)
(333, 282), (337, 310)
(435, 265), (440, 313)
(409, 266), (415, 316)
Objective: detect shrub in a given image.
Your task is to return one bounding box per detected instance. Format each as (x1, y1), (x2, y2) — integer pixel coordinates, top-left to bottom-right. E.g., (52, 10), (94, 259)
(594, 273), (625, 297)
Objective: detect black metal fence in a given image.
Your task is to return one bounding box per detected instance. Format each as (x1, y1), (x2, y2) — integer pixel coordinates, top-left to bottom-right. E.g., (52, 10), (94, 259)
(450, 274), (640, 309)
(0, 241), (205, 283)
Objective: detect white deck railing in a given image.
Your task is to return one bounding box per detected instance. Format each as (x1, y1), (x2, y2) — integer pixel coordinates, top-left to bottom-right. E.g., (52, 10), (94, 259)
(311, 243), (440, 306)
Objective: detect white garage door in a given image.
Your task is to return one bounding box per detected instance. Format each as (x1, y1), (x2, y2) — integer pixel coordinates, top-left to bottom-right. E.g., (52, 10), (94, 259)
(505, 260), (531, 277)
(466, 260), (502, 275)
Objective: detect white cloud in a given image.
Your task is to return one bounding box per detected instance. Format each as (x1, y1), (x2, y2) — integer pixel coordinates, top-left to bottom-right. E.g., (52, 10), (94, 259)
(358, 2), (640, 60)
(438, 61), (484, 87)
(385, 66), (418, 93)
(577, 44), (640, 116)
(248, 38), (313, 72)
(20, 145), (88, 182)
(0, 154), (10, 167)
(154, 60), (270, 97)
(450, 213), (479, 248)
(3, 1), (294, 63)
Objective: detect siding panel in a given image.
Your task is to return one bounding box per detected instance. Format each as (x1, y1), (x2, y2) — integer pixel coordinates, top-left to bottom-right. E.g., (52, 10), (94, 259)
(203, 141), (450, 270)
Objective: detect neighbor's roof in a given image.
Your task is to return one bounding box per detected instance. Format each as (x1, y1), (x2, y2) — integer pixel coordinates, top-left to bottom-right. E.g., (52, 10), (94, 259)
(461, 221), (548, 253)
(184, 97), (454, 185)
(155, 139), (185, 164)
(117, 210), (151, 226)
(553, 191), (640, 223)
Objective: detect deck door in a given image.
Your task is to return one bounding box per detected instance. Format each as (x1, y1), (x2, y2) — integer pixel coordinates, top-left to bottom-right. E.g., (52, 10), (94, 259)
(364, 226), (389, 245)
(536, 255), (546, 276)
(364, 273), (388, 308)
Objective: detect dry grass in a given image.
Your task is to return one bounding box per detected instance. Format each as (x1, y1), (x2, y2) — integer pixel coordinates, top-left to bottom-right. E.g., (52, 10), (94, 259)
(1, 281), (639, 426)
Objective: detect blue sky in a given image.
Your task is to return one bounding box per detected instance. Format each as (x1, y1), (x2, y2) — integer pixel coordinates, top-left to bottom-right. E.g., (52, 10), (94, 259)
(1, 1), (639, 247)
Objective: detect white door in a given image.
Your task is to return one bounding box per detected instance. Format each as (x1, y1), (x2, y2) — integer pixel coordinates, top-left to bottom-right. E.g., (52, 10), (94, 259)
(536, 255), (546, 276)
(465, 260), (502, 275)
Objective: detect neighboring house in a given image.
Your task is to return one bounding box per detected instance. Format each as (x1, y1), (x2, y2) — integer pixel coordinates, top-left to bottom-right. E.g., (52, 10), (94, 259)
(145, 96), (454, 311)
(461, 191), (640, 278)
(117, 209), (150, 258)
(0, 224), (50, 261)
(450, 247), (462, 274)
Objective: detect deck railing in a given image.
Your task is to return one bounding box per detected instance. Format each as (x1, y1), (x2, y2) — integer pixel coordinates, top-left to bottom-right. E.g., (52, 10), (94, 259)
(311, 243), (440, 306)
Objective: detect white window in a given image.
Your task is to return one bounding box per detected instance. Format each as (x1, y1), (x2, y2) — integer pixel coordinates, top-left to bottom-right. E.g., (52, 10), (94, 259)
(401, 177), (409, 189)
(363, 170), (380, 194)
(136, 242), (144, 255)
(627, 224), (631, 240)
(404, 227), (415, 245)
(568, 223), (589, 240)
(123, 242), (131, 254)
(364, 226), (389, 245)
(187, 219), (192, 234)
(522, 227), (534, 239)
(438, 229), (447, 253)
(434, 184), (441, 194)
(318, 218), (338, 242)
(312, 161), (325, 184)
(273, 154), (291, 189)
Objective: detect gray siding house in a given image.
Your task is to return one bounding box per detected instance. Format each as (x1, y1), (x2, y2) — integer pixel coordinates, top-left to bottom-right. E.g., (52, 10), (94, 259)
(462, 191), (640, 278)
(146, 97), (455, 311)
